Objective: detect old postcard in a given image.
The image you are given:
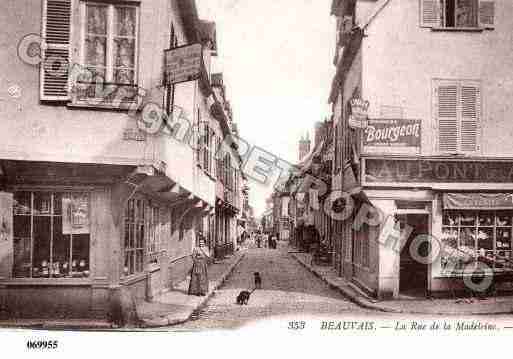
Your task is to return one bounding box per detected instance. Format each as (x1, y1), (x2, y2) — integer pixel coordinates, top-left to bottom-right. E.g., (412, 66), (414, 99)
(0, 0), (512, 356)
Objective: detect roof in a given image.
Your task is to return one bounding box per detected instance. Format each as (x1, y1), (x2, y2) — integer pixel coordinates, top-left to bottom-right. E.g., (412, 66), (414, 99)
(199, 20), (218, 55)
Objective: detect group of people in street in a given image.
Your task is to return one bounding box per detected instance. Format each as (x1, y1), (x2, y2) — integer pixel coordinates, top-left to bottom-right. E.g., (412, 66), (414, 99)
(250, 231), (279, 249)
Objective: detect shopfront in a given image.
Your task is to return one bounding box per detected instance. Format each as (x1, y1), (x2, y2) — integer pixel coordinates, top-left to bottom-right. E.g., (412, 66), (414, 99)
(356, 156), (513, 299)
(0, 160), (213, 320)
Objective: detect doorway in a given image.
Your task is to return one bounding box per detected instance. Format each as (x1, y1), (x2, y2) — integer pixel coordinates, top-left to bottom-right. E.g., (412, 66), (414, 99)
(397, 213), (430, 298)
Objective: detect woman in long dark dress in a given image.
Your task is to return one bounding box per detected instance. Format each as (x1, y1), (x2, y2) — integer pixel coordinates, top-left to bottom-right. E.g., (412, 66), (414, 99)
(188, 250), (209, 296)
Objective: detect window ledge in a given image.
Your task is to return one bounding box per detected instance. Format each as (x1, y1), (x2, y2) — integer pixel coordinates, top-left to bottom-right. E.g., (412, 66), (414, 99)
(67, 101), (138, 112)
(431, 27), (484, 32)
(0, 278), (93, 286)
(120, 273), (147, 286)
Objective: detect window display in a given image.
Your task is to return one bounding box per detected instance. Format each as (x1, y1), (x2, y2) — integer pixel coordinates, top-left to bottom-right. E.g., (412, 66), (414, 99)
(440, 210), (513, 276)
(13, 191), (91, 279)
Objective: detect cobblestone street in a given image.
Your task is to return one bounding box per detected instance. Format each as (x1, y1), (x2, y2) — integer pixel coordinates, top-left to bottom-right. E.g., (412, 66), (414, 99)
(173, 243), (365, 330)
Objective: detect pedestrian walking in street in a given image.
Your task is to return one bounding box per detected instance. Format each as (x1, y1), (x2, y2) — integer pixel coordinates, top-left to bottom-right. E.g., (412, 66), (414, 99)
(188, 250), (209, 296)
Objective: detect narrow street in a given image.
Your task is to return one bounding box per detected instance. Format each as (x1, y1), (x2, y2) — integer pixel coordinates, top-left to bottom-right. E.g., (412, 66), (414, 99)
(173, 243), (364, 330)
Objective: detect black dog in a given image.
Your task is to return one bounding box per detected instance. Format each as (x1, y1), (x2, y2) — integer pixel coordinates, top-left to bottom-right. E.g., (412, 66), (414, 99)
(254, 272), (262, 289)
(236, 288), (256, 305)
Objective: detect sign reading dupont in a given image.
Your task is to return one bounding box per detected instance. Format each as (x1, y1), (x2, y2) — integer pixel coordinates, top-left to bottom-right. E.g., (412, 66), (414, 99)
(349, 98), (369, 129)
(164, 43), (203, 85)
(364, 119), (421, 148)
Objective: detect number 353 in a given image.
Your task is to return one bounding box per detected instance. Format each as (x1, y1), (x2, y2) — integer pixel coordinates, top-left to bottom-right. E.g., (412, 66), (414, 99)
(288, 321), (305, 330)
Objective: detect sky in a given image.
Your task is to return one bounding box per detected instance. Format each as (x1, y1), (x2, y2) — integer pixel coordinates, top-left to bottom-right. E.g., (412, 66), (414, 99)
(196, 0), (335, 217)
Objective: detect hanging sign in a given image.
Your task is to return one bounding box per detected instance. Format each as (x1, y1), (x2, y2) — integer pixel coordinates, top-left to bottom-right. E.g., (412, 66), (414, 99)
(164, 43), (203, 85)
(364, 119), (421, 148)
(349, 98), (369, 129)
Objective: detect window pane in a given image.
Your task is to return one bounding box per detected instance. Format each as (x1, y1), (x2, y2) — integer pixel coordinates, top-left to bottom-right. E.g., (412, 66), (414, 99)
(115, 7), (136, 37)
(477, 228), (493, 251)
(497, 228), (512, 250)
(14, 192), (31, 215)
(124, 222), (130, 248)
(52, 216), (71, 277)
(85, 36), (107, 67)
(33, 217), (51, 278)
(87, 5), (108, 35)
(136, 250), (144, 272)
(34, 192), (51, 216)
(114, 69), (135, 85)
(496, 212), (512, 226)
(13, 236), (31, 278)
(455, 0), (477, 27)
(478, 211), (494, 226)
(72, 234), (90, 278)
(114, 39), (135, 69)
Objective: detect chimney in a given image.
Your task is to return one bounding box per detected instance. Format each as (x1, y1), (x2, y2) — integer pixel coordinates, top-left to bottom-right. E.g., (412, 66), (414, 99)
(314, 121), (327, 147)
(298, 132), (311, 161)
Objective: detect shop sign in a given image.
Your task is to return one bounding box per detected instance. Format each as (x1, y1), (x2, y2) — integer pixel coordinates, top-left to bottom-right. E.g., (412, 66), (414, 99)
(443, 193), (513, 210)
(349, 98), (369, 129)
(364, 119), (421, 148)
(365, 158), (513, 184)
(164, 43), (203, 85)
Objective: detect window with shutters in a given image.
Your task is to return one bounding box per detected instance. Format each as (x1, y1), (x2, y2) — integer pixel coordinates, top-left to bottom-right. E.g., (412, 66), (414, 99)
(420, 0), (495, 29)
(434, 79), (481, 154)
(73, 1), (140, 107)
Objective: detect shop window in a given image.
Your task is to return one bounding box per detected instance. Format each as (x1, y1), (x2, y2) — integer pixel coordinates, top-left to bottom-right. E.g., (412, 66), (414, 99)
(441, 211), (513, 274)
(124, 198), (145, 276)
(13, 191), (91, 279)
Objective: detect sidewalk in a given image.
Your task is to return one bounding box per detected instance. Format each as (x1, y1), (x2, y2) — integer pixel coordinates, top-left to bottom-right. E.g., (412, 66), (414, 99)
(137, 250), (245, 327)
(290, 251), (513, 315)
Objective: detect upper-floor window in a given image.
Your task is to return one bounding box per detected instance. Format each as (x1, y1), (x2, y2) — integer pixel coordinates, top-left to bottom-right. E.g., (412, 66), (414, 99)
(434, 79), (481, 154)
(40, 0), (140, 107)
(420, 0), (495, 29)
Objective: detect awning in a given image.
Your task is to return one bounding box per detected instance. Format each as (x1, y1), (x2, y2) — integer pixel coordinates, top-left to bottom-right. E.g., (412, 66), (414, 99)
(443, 193), (513, 210)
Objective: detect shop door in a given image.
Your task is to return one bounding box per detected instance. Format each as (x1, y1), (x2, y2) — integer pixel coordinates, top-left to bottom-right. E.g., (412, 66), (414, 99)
(398, 214), (429, 296)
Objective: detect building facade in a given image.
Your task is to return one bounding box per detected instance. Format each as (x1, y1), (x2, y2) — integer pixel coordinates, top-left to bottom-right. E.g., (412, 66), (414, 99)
(0, 0), (240, 321)
(331, 0), (513, 299)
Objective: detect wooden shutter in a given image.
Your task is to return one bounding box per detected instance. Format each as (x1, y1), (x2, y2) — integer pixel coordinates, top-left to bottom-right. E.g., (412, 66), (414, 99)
(420, 0), (441, 28)
(479, 0), (495, 29)
(436, 82), (459, 153)
(460, 82), (481, 153)
(41, 0), (72, 101)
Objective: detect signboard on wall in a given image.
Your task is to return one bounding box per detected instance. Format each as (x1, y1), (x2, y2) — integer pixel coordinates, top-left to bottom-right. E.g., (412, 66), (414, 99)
(364, 158), (513, 184)
(164, 43), (203, 85)
(443, 193), (513, 210)
(363, 119), (421, 148)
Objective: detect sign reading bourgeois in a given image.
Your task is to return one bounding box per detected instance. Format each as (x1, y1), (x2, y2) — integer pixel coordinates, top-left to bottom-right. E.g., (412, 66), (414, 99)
(365, 159), (513, 184)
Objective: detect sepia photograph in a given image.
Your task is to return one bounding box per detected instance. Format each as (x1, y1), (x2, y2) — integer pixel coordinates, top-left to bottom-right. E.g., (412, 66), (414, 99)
(0, 0), (512, 356)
